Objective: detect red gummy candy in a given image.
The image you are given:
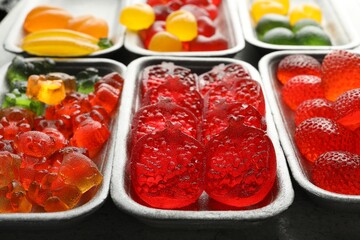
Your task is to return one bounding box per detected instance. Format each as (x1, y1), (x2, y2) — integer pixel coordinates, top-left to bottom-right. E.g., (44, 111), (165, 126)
(202, 102), (266, 144)
(197, 16), (216, 37)
(94, 72), (124, 92)
(0, 151), (21, 187)
(188, 32), (228, 52)
(0, 139), (15, 153)
(70, 119), (110, 158)
(282, 75), (324, 110)
(42, 128), (68, 152)
(276, 54), (321, 85)
(312, 151), (360, 195)
(205, 119), (276, 207)
(131, 124), (205, 209)
(15, 131), (56, 158)
(295, 117), (358, 162)
(153, 4), (172, 20)
(0, 118), (32, 141)
(181, 4), (210, 19)
(72, 106), (110, 130)
(140, 62), (198, 97)
(199, 63), (251, 96)
(131, 98), (199, 145)
(142, 76), (204, 120)
(322, 50), (360, 101)
(90, 83), (120, 114)
(0, 107), (35, 127)
(34, 117), (73, 139)
(334, 88), (360, 131)
(206, 77), (266, 116)
(294, 98), (336, 126)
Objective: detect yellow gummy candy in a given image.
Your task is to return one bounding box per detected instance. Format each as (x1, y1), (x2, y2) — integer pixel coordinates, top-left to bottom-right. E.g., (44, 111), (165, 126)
(120, 3), (155, 31)
(148, 31), (182, 52)
(166, 10), (197, 42)
(250, 0), (287, 23)
(289, 3), (322, 26)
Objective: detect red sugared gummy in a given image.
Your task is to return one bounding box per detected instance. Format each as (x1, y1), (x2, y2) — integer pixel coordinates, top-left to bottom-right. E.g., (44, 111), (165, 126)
(197, 16), (216, 37)
(205, 119), (276, 207)
(276, 54), (321, 85)
(294, 117), (358, 162)
(282, 75), (324, 110)
(140, 62), (198, 98)
(312, 151), (360, 195)
(202, 102), (266, 144)
(153, 4), (172, 20)
(334, 88), (360, 131)
(321, 50), (360, 101)
(15, 131), (56, 158)
(199, 63), (251, 96)
(188, 33), (228, 52)
(206, 77), (266, 116)
(131, 99), (199, 145)
(294, 98), (336, 126)
(131, 124), (205, 209)
(181, 4), (210, 19)
(142, 76), (204, 120)
(70, 119), (110, 158)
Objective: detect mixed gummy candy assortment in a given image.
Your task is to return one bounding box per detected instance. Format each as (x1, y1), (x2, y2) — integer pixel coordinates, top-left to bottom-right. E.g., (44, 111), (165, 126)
(276, 50), (360, 195)
(119, 0), (228, 52)
(251, 0), (332, 46)
(0, 57), (124, 213)
(129, 61), (277, 209)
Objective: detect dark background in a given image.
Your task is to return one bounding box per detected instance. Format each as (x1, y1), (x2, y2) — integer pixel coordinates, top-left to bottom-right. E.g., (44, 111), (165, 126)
(1, 1), (360, 239)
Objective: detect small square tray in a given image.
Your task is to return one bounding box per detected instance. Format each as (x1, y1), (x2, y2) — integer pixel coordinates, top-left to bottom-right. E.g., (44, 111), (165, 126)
(259, 50), (360, 210)
(3, 0), (125, 57)
(0, 58), (126, 227)
(123, 0), (245, 57)
(239, 0), (360, 51)
(110, 56), (294, 228)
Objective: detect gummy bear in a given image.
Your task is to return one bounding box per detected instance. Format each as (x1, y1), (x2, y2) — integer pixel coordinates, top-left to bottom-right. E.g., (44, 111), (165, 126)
(90, 83), (121, 114)
(15, 131), (57, 158)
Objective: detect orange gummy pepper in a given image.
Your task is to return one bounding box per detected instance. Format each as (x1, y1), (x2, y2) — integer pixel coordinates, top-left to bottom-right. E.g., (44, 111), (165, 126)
(67, 15), (109, 39)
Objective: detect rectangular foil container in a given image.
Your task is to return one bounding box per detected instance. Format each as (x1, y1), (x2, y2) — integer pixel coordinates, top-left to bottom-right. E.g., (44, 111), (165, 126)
(110, 56), (294, 228)
(123, 0), (245, 57)
(3, 0), (126, 56)
(0, 58), (126, 227)
(239, 0), (360, 51)
(259, 50), (360, 210)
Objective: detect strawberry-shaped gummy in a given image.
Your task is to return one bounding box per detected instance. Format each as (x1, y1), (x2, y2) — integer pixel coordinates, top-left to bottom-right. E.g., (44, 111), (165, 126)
(312, 151), (360, 195)
(276, 54), (321, 85)
(282, 75), (324, 110)
(199, 63), (251, 96)
(131, 123), (205, 209)
(140, 62), (198, 97)
(334, 88), (360, 131)
(294, 117), (358, 162)
(202, 102), (266, 144)
(321, 50), (360, 101)
(294, 98), (336, 126)
(205, 76), (266, 116)
(205, 118), (276, 207)
(142, 76), (203, 120)
(131, 98), (199, 146)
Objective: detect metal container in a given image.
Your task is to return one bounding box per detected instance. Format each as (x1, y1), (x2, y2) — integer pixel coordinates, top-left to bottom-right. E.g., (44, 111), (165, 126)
(239, 0), (360, 50)
(110, 56), (294, 228)
(259, 50), (360, 210)
(3, 0), (125, 56)
(123, 0), (245, 57)
(0, 58), (126, 227)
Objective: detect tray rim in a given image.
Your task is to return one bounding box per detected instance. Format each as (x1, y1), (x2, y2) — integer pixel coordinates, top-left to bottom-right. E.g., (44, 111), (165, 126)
(110, 56), (294, 226)
(258, 49), (360, 206)
(239, 0), (360, 50)
(123, 0), (246, 57)
(0, 57), (127, 225)
(2, 0), (126, 57)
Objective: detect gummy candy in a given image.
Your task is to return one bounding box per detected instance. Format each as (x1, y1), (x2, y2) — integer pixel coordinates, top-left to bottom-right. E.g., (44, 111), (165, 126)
(165, 10), (198, 41)
(2, 89), (45, 116)
(295, 26), (331, 46)
(142, 76), (204, 120)
(180, 4), (210, 19)
(139, 20), (166, 49)
(15, 131), (57, 158)
(76, 68), (101, 94)
(90, 83), (121, 114)
(276, 54), (321, 85)
(312, 151), (360, 195)
(205, 118), (276, 207)
(148, 31), (183, 52)
(294, 98), (336, 126)
(131, 124), (205, 209)
(255, 14), (291, 38)
(197, 16), (216, 37)
(188, 32), (228, 51)
(67, 15), (109, 39)
(281, 75), (324, 110)
(289, 3), (322, 26)
(321, 50), (360, 101)
(140, 61), (198, 98)
(334, 88), (360, 131)
(120, 3), (155, 31)
(262, 27), (295, 45)
(294, 117), (358, 162)
(250, 0), (287, 23)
